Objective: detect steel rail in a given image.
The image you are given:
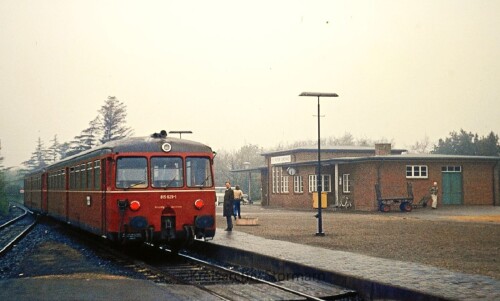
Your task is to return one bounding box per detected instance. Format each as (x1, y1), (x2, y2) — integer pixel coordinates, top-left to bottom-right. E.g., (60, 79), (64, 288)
(178, 251), (329, 301)
(0, 204), (37, 256)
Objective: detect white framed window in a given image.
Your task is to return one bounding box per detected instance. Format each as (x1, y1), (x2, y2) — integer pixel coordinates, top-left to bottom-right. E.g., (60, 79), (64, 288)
(282, 176), (289, 193)
(308, 175), (317, 192)
(406, 165), (428, 179)
(442, 166), (462, 172)
(272, 166), (284, 194)
(293, 176), (303, 193)
(342, 174), (351, 193)
(308, 174), (332, 192)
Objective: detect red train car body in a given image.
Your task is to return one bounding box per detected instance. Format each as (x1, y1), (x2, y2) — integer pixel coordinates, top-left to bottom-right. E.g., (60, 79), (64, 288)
(24, 132), (216, 246)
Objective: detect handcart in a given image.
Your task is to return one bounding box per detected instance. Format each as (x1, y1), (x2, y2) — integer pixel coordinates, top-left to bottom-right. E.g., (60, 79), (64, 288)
(375, 182), (414, 212)
(413, 194), (431, 209)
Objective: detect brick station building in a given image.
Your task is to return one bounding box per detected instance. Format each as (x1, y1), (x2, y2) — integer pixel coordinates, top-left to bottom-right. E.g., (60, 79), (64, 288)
(241, 144), (500, 211)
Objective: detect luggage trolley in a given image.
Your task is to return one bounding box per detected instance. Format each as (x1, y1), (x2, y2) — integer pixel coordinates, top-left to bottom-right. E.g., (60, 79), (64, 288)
(375, 182), (414, 212)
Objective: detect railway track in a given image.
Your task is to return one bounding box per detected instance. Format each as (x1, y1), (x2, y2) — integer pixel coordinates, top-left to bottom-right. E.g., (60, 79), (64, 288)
(175, 250), (360, 300)
(36, 218), (360, 300)
(115, 244), (360, 300)
(0, 204), (37, 256)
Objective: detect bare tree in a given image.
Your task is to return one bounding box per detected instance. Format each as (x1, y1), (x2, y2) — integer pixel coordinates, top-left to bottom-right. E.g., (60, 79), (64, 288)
(408, 135), (432, 154)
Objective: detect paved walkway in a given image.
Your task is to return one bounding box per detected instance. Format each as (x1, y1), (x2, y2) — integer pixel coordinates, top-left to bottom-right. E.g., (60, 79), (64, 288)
(210, 226), (500, 300)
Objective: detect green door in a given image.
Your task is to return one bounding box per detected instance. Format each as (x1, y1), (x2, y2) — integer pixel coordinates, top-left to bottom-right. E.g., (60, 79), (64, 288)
(441, 172), (463, 205)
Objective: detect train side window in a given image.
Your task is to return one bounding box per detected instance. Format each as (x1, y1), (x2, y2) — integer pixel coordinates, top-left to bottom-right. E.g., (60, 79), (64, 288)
(116, 157), (148, 189)
(81, 164), (86, 190)
(87, 162), (93, 190)
(186, 157), (212, 187)
(94, 160), (101, 190)
(70, 167), (75, 190)
(62, 169), (66, 189)
(60, 169), (65, 189)
(151, 157), (184, 188)
(75, 165), (81, 189)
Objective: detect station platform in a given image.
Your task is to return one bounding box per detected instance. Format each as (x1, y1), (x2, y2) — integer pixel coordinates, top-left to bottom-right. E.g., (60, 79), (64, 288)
(196, 227), (500, 301)
(0, 277), (221, 301)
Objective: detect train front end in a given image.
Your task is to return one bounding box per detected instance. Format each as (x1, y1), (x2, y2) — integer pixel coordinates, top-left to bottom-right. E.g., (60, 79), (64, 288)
(106, 134), (216, 247)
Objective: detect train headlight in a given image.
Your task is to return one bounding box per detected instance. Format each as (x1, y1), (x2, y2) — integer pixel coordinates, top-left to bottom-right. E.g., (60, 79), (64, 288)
(130, 200), (141, 211)
(194, 199), (204, 210)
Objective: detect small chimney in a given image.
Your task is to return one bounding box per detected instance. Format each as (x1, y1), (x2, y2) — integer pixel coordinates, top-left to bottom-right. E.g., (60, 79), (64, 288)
(375, 143), (392, 156)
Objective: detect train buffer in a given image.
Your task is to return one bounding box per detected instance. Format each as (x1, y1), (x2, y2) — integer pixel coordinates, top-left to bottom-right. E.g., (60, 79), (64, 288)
(375, 182), (414, 212)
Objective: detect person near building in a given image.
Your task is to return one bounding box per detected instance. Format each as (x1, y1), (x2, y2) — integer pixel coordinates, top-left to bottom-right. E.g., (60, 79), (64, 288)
(430, 181), (439, 209)
(223, 181), (234, 231)
(233, 185), (243, 220)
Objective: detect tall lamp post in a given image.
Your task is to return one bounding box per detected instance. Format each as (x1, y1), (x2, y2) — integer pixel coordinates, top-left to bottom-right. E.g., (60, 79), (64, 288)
(299, 92), (339, 236)
(243, 162), (251, 203)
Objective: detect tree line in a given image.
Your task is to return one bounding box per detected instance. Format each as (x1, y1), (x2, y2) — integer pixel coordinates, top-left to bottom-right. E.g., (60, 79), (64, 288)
(431, 130), (500, 156)
(22, 96), (132, 170)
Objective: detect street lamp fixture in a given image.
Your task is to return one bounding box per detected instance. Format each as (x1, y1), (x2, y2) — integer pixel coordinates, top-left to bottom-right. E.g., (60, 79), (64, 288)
(299, 92), (339, 236)
(168, 131), (193, 139)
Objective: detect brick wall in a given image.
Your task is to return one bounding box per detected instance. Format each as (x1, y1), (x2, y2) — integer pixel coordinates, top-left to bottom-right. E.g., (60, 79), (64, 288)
(264, 150), (499, 211)
(462, 162), (495, 205)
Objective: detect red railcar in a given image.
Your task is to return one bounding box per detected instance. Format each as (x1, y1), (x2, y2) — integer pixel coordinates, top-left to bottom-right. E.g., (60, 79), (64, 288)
(24, 131), (216, 246)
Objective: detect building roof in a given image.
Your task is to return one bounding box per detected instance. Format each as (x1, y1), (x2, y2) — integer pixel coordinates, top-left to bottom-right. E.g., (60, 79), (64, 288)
(270, 153), (500, 168)
(261, 145), (407, 156)
(231, 166), (268, 173)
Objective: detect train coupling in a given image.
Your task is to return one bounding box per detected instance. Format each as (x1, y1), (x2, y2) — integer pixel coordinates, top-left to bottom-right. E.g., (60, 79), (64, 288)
(161, 215), (176, 240)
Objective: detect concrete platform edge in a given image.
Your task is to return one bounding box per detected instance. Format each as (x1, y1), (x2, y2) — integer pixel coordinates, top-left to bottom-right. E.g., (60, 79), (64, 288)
(191, 241), (448, 301)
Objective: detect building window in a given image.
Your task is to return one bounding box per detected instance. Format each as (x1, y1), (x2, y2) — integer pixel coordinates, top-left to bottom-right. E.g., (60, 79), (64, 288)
(308, 174), (332, 192)
(406, 165), (428, 179)
(282, 176), (289, 193)
(442, 166), (462, 172)
(293, 176), (303, 193)
(272, 166), (284, 194)
(308, 175), (316, 193)
(271, 167), (289, 194)
(342, 174), (351, 193)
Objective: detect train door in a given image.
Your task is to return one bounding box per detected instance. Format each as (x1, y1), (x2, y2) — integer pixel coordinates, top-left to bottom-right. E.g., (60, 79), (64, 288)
(441, 166), (463, 205)
(100, 158), (107, 236)
(65, 167), (69, 222)
(41, 173), (48, 213)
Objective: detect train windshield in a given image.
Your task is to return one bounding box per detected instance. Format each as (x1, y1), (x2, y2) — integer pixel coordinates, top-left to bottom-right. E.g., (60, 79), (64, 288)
(151, 157), (184, 188)
(116, 157), (148, 189)
(186, 157), (212, 187)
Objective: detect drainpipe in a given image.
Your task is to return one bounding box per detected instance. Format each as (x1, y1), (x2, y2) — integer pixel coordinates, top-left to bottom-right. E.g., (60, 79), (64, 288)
(494, 160), (500, 206)
(334, 164), (339, 206)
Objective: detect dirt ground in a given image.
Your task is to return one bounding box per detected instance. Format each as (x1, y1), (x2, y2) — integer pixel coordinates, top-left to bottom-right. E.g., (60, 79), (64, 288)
(216, 205), (500, 280)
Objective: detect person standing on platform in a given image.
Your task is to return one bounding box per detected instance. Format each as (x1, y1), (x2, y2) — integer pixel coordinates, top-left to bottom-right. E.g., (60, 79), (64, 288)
(223, 181), (234, 231)
(430, 181), (439, 209)
(233, 185), (243, 220)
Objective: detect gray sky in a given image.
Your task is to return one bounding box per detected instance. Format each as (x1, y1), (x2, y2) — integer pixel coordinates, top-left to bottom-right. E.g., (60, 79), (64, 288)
(1, 0), (499, 168)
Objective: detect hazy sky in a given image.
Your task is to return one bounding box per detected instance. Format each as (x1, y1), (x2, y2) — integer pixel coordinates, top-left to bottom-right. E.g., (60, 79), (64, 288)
(1, 0), (499, 168)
